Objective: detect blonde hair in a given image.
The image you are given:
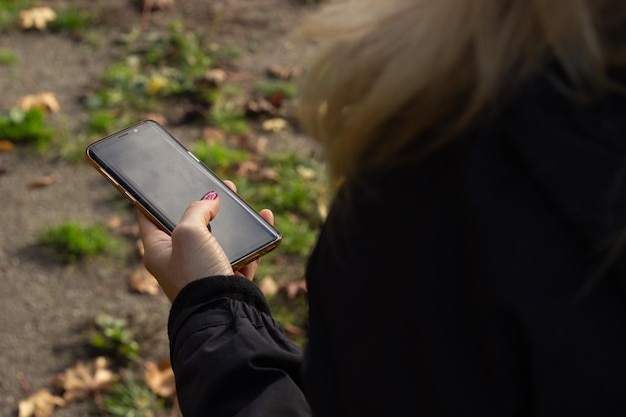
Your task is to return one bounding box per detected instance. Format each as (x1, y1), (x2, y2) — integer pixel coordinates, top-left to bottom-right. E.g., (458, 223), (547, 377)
(297, 0), (626, 180)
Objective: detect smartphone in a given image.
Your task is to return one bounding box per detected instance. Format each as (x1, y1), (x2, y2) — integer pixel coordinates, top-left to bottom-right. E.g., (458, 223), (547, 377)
(85, 120), (282, 270)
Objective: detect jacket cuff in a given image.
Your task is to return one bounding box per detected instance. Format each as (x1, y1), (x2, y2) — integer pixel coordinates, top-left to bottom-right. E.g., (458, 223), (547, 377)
(169, 275), (271, 323)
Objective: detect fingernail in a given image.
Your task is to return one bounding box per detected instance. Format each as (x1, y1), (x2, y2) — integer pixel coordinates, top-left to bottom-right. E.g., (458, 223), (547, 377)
(201, 191), (218, 201)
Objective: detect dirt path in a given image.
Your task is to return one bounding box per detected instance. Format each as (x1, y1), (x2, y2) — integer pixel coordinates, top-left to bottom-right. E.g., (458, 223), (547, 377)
(0, 1), (315, 415)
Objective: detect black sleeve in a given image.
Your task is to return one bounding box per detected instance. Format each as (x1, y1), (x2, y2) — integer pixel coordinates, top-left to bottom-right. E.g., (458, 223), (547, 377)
(168, 275), (311, 417)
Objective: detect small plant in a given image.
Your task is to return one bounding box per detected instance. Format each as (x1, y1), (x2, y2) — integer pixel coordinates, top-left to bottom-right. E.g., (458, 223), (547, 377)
(0, 48), (16, 65)
(86, 23), (221, 120)
(91, 313), (141, 361)
(48, 7), (93, 37)
(246, 152), (328, 224)
(0, 108), (55, 150)
(254, 80), (298, 100)
(0, 0), (32, 33)
(208, 103), (250, 135)
(86, 109), (121, 134)
(37, 221), (116, 262)
(102, 369), (164, 417)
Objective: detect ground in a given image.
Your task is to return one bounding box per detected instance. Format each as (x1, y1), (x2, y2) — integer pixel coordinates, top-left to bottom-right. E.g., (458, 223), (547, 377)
(0, 1), (317, 416)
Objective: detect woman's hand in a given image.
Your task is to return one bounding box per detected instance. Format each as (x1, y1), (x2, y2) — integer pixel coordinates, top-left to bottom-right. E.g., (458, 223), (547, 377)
(137, 181), (274, 302)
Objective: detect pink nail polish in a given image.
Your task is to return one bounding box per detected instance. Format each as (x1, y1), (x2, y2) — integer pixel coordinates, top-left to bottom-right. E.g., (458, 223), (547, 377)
(201, 191), (218, 201)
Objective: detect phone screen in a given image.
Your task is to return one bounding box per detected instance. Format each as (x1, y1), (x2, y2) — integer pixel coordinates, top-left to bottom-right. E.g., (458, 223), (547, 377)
(86, 120), (281, 268)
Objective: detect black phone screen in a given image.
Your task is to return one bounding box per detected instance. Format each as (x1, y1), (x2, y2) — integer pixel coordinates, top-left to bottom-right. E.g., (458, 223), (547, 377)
(87, 120), (281, 267)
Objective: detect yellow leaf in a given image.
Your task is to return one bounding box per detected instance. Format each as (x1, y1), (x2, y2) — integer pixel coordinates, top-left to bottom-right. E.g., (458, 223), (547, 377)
(145, 358), (176, 398)
(18, 7), (56, 30)
(15, 93), (60, 113)
(262, 118), (288, 132)
(259, 276), (279, 296)
(18, 389), (65, 417)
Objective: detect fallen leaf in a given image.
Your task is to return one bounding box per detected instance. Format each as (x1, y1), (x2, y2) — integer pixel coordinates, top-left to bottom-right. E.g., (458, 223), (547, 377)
(259, 276), (278, 296)
(144, 358), (176, 398)
(18, 7), (56, 30)
(18, 389), (66, 417)
(0, 140), (15, 151)
(262, 118), (288, 133)
(201, 127), (226, 143)
(128, 265), (160, 295)
(27, 174), (58, 188)
(245, 97), (277, 117)
(52, 356), (117, 401)
(15, 92), (60, 113)
(106, 216), (122, 229)
(281, 280), (307, 299)
(296, 165), (317, 180)
(267, 64), (303, 80)
(234, 161), (278, 181)
(268, 92), (285, 108)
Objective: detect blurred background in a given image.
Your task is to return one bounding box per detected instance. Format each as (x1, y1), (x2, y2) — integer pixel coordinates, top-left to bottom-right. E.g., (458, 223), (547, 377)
(0, 1), (323, 416)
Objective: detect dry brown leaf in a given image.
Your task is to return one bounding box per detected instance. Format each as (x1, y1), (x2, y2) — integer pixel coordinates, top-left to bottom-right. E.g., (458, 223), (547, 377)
(27, 174), (58, 188)
(281, 280), (307, 299)
(52, 356), (117, 401)
(18, 388), (66, 417)
(106, 215), (122, 229)
(245, 97), (277, 117)
(128, 265), (160, 295)
(15, 92), (60, 113)
(0, 140), (15, 151)
(268, 92), (285, 108)
(201, 127), (226, 143)
(259, 276), (279, 296)
(267, 64), (303, 80)
(144, 358), (176, 398)
(18, 7), (56, 30)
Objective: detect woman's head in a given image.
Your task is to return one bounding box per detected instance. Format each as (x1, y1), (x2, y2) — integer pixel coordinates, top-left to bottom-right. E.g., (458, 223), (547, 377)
(297, 0), (626, 180)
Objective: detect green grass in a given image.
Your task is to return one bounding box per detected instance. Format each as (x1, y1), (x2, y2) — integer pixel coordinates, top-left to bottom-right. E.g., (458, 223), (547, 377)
(0, 108), (56, 151)
(37, 221), (117, 263)
(49, 7), (94, 37)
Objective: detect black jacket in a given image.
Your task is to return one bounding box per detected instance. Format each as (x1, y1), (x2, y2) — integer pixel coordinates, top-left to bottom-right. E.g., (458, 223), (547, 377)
(168, 73), (626, 416)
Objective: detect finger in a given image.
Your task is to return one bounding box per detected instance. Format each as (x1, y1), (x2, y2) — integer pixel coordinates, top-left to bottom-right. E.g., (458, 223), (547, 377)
(137, 210), (169, 245)
(137, 210), (172, 277)
(259, 208), (274, 226)
(223, 179), (237, 193)
(176, 198), (221, 233)
(235, 209), (275, 281)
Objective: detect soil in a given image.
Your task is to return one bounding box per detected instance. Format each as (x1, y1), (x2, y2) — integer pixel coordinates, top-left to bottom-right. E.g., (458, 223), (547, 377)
(0, 1), (318, 416)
